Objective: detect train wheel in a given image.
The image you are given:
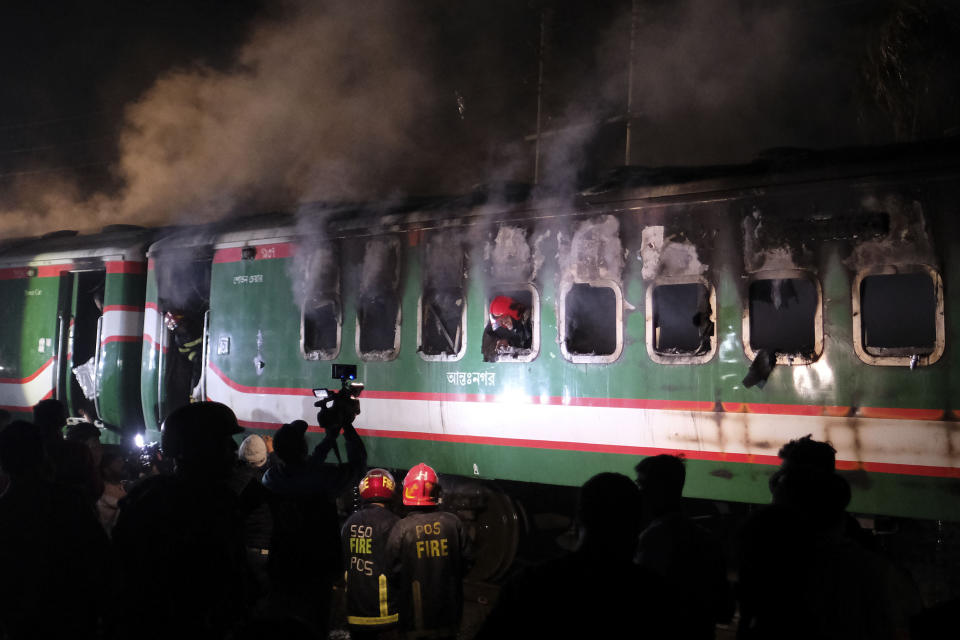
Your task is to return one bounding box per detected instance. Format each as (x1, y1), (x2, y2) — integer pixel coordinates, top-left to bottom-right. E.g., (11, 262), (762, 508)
(466, 486), (521, 583)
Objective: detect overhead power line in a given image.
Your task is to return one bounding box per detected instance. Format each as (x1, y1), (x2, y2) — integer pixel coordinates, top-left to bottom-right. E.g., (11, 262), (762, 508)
(0, 134), (118, 156)
(0, 161), (112, 179)
(0, 109), (119, 133)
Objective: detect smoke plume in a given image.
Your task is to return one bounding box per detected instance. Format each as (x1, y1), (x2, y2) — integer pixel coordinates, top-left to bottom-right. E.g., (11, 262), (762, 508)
(1, 1), (448, 235)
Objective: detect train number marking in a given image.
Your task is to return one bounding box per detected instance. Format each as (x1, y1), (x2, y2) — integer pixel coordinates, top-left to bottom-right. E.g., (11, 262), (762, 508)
(232, 274), (264, 285)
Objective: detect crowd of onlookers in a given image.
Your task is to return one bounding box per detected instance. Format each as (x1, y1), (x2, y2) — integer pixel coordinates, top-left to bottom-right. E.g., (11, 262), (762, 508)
(0, 400), (956, 639)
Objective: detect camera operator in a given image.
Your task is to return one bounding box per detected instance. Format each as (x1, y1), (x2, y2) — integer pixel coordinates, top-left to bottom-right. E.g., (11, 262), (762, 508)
(260, 375), (367, 638)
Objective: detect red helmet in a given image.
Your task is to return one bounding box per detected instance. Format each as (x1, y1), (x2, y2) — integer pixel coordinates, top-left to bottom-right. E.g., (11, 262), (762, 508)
(489, 295), (520, 320)
(402, 463), (440, 506)
(359, 468), (396, 502)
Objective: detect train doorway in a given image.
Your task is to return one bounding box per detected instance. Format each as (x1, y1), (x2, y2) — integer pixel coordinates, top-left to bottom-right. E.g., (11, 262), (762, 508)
(58, 268), (106, 421)
(154, 251), (212, 424)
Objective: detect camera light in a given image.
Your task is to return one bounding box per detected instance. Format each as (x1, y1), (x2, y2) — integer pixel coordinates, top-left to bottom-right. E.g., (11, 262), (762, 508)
(134, 433), (145, 449)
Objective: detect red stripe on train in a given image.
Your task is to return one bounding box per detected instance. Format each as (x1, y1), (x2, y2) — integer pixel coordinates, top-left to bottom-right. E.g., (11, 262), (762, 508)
(209, 362), (313, 396)
(0, 358), (54, 384)
(105, 261), (147, 274)
(220, 411), (960, 479)
(208, 363), (952, 421)
(103, 304), (144, 312)
(0, 264), (75, 279)
(213, 243), (294, 263)
(101, 335), (141, 345)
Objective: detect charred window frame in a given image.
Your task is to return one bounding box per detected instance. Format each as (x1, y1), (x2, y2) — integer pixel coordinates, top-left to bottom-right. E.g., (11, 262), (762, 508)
(852, 265), (944, 367)
(356, 236), (402, 362)
(646, 277), (716, 365)
(742, 270), (823, 365)
(418, 232), (467, 362)
(559, 280), (623, 364)
(417, 291), (467, 361)
(483, 284), (540, 363)
(300, 250), (341, 361)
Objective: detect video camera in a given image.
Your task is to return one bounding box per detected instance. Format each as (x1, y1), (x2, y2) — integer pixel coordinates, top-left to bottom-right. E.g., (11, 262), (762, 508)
(313, 364), (363, 434)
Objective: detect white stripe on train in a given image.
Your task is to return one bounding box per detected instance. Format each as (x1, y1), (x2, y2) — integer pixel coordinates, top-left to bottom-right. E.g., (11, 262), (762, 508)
(205, 365), (959, 472)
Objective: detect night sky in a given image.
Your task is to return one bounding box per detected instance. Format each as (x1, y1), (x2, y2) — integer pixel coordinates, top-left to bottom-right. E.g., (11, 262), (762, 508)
(0, 1), (957, 236)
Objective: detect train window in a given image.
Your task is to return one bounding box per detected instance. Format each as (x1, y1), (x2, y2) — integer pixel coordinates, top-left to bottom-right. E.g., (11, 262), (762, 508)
(482, 285), (540, 363)
(852, 266), (944, 366)
(647, 279), (716, 364)
(559, 281), (623, 364)
(418, 289), (466, 361)
(357, 237), (402, 361)
(358, 293), (401, 359)
(743, 272), (822, 365)
(300, 248), (341, 361)
(302, 298), (341, 359)
(418, 231), (467, 362)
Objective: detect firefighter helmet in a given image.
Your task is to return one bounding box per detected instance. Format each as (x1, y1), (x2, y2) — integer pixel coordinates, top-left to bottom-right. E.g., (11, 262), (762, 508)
(489, 295), (520, 320)
(359, 468), (397, 502)
(402, 462), (440, 506)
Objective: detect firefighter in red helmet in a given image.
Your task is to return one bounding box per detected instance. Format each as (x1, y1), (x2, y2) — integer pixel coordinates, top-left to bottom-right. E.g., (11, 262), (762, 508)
(385, 463), (471, 640)
(341, 468), (402, 639)
(482, 295), (532, 362)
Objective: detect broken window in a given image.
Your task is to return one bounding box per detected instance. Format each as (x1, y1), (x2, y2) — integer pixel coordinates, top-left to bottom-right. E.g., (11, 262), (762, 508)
(561, 282), (622, 362)
(419, 231), (467, 361)
(648, 281), (715, 363)
(854, 268), (943, 366)
(483, 285), (539, 362)
(357, 237), (402, 360)
(419, 289), (465, 358)
(301, 249), (340, 360)
(747, 275), (820, 362)
(303, 300), (340, 356)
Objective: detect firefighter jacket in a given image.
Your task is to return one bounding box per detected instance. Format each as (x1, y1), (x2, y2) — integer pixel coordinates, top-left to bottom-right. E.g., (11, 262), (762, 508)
(481, 318), (533, 362)
(385, 509), (469, 637)
(341, 504), (401, 628)
(172, 320), (203, 387)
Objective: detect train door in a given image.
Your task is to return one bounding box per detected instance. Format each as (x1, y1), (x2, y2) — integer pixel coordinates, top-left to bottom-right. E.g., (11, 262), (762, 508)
(61, 268), (107, 420)
(151, 250), (212, 426)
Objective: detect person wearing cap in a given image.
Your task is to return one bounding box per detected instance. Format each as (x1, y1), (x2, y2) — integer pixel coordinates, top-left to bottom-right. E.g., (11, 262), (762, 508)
(111, 402), (252, 639)
(482, 295), (532, 362)
(230, 434), (275, 599)
(385, 463), (470, 640)
(342, 469), (402, 639)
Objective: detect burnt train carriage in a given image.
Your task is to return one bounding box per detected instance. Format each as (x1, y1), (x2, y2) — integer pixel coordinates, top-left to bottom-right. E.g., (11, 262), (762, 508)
(134, 141), (960, 529)
(0, 226), (150, 437)
(0, 140), (957, 545)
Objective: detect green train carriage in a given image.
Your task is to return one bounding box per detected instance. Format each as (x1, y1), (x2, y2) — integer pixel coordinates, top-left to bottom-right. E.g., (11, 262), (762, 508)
(1, 140), (957, 548)
(137, 142), (960, 532)
(0, 227), (151, 440)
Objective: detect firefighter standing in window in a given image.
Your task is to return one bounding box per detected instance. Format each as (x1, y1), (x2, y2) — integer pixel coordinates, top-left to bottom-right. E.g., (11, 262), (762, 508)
(164, 311), (204, 399)
(342, 469), (402, 640)
(482, 295), (532, 362)
(385, 463), (470, 640)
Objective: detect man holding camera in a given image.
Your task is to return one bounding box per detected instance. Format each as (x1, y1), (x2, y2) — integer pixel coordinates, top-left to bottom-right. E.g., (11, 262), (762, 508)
(262, 373), (367, 638)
